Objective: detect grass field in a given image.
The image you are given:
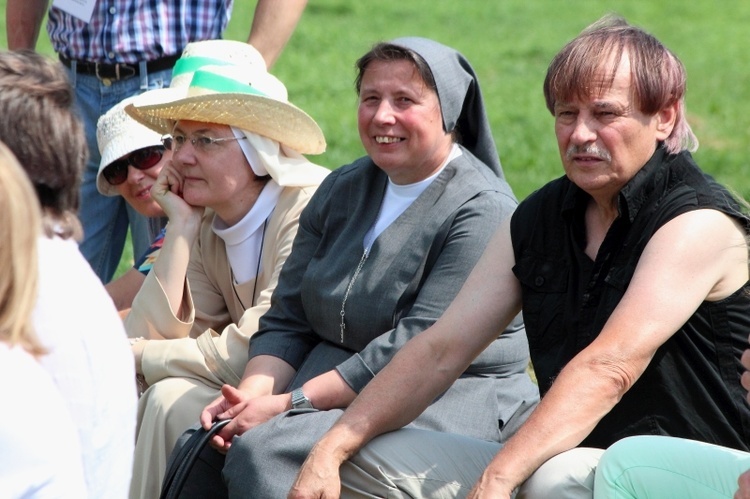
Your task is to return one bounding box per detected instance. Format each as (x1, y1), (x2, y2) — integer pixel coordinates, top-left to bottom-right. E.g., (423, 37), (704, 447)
(2, 0), (750, 276)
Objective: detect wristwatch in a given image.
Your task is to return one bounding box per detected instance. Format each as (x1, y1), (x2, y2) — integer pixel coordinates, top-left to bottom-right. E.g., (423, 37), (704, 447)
(290, 388), (314, 409)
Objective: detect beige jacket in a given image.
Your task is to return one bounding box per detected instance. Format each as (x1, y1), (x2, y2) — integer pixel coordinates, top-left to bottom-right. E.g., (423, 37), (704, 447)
(125, 183), (319, 387)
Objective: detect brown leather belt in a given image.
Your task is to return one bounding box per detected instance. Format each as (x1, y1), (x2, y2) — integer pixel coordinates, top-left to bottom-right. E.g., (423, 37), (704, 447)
(58, 53), (180, 81)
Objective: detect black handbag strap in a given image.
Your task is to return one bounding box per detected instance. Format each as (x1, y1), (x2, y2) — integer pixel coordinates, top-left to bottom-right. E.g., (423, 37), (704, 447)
(160, 419), (231, 499)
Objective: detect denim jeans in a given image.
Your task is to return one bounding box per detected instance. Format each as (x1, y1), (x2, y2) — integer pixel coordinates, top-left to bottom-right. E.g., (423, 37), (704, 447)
(65, 62), (171, 283)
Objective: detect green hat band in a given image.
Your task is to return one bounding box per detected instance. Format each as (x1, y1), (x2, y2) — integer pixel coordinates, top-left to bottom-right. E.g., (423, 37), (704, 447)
(172, 56), (233, 78)
(189, 71), (269, 97)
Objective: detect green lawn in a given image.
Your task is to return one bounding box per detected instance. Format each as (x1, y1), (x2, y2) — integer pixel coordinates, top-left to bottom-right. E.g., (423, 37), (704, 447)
(2, 0), (749, 277)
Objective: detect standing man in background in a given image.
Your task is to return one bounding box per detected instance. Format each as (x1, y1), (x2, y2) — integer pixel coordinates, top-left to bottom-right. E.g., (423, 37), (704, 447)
(6, 0), (308, 283)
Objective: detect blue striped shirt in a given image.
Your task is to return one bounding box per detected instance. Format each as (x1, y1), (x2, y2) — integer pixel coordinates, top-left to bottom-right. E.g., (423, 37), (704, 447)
(47, 0), (233, 63)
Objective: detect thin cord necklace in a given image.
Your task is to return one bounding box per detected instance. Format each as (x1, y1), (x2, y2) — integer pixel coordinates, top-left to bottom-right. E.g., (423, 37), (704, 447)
(231, 217), (268, 309)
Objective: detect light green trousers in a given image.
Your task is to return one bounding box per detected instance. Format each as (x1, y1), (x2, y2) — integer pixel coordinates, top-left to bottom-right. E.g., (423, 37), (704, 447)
(594, 435), (750, 499)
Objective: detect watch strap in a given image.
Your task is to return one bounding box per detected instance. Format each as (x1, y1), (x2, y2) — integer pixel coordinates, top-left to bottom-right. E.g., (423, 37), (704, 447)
(291, 388), (314, 409)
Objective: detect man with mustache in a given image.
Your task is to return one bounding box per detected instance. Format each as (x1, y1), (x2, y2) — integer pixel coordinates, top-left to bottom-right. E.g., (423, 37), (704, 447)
(289, 15), (750, 499)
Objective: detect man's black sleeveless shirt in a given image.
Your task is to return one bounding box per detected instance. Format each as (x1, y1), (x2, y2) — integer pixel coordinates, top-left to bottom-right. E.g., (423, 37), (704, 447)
(510, 147), (750, 450)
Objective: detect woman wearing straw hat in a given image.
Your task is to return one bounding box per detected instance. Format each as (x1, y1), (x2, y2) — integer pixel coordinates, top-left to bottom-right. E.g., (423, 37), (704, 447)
(123, 58), (330, 498)
(98, 40), (279, 314)
(169, 37), (539, 498)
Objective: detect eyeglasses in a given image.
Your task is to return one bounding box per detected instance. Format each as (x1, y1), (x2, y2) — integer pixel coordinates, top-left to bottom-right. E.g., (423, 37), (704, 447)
(102, 145), (165, 186)
(161, 134), (247, 153)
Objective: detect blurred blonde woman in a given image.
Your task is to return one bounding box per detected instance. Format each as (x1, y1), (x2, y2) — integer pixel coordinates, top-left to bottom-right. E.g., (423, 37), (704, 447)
(0, 141), (87, 497)
(0, 50), (137, 498)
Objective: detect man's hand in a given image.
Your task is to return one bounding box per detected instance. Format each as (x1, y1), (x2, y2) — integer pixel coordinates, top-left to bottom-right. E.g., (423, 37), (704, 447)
(466, 467), (514, 499)
(736, 469), (750, 499)
(740, 346), (750, 404)
(288, 444), (344, 499)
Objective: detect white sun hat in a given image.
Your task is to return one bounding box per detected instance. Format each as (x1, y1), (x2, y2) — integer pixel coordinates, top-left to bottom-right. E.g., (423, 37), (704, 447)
(126, 62), (326, 155)
(96, 95), (164, 196)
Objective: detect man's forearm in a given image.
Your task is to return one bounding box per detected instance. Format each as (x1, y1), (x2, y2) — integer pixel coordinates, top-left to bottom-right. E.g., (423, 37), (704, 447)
(248, 0), (307, 69)
(477, 352), (631, 492)
(6, 0), (49, 50)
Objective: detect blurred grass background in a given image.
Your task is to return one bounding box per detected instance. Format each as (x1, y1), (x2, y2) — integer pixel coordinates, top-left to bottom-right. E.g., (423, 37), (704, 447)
(2, 0), (749, 277)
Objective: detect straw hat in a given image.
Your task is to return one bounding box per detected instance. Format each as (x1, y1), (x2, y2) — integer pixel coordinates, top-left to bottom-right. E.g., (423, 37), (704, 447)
(96, 95), (164, 196)
(126, 63), (326, 155)
(96, 40), (271, 196)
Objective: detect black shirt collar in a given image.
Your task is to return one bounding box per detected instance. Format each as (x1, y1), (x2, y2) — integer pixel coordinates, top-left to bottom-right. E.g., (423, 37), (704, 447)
(560, 145), (669, 224)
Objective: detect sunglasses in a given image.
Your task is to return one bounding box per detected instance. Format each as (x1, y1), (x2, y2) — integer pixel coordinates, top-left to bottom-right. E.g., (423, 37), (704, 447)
(102, 146), (165, 186)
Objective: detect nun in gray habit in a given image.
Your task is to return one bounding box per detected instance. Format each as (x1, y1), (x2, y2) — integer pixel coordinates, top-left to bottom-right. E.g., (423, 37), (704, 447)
(177, 37), (540, 498)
